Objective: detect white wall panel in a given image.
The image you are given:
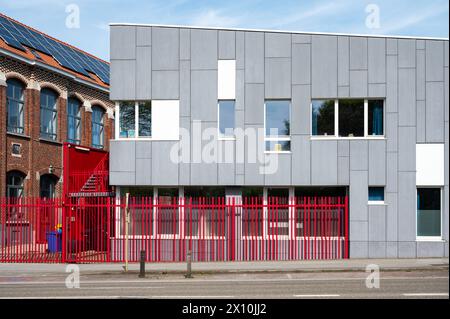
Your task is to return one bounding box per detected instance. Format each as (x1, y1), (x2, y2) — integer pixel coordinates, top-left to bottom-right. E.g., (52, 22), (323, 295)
(218, 60), (236, 99)
(416, 144), (444, 186)
(152, 100), (180, 140)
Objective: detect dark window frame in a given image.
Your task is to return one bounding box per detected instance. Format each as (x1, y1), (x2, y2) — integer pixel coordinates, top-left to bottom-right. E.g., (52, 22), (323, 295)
(67, 97), (82, 144)
(6, 78), (25, 134)
(40, 88), (58, 140)
(91, 106), (104, 149)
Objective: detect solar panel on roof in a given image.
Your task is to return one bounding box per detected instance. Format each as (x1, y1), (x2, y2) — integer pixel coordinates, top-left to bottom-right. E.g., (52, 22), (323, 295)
(0, 15), (109, 84)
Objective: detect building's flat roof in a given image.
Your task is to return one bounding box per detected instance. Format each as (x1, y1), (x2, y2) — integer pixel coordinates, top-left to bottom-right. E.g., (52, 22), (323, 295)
(110, 23), (449, 41)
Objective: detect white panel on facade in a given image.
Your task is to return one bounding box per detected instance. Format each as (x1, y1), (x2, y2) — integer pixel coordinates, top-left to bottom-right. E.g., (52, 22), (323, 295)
(152, 100), (180, 140)
(416, 144), (444, 186)
(218, 60), (236, 100)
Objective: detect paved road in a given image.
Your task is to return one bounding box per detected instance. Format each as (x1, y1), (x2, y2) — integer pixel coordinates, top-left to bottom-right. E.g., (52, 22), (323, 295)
(0, 269), (448, 299)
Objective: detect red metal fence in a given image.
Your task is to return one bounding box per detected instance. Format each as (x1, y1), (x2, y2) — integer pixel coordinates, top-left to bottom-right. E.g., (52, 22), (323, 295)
(1, 196), (348, 263)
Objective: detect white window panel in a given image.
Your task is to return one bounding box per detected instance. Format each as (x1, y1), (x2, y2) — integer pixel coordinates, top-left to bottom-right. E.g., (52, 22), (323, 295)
(218, 60), (236, 100)
(416, 144), (444, 186)
(152, 100), (179, 140)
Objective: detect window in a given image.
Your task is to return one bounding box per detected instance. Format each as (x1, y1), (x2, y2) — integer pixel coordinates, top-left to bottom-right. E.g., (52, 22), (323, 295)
(267, 188), (290, 236)
(417, 188), (441, 238)
(40, 174), (58, 199)
(311, 100), (334, 136)
(368, 187), (384, 203)
(242, 188), (264, 237)
(6, 78), (25, 134)
(339, 99), (364, 137)
(265, 100), (291, 151)
(6, 171), (25, 198)
(40, 88), (58, 140)
(368, 100), (384, 136)
(119, 101), (135, 138)
(138, 101), (151, 137)
(157, 188), (179, 235)
(67, 97), (81, 144)
(92, 106), (104, 149)
(218, 100), (235, 138)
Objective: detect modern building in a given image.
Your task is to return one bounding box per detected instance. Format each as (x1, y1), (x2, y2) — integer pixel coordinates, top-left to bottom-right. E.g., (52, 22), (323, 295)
(0, 13), (114, 198)
(109, 24), (448, 259)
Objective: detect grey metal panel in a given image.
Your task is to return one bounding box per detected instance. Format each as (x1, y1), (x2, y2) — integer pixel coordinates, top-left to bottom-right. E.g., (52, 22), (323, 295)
(398, 39), (416, 68)
(265, 32), (291, 58)
(136, 141), (152, 159)
(110, 59), (136, 100)
(425, 82), (444, 142)
(349, 242), (368, 258)
(338, 36), (349, 87)
(416, 49), (425, 101)
(311, 35), (337, 98)
(398, 68), (416, 126)
(417, 242), (444, 257)
(350, 221), (368, 241)
(446, 67), (449, 121)
(136, 26), (151, 46)
(264, 154), (291, 185)
(110, 171), (136, 186)
(368, 38), (386, 84)
(349, 37), (367, 70)
(311, 140), (338, 185)
(110, 25), (136, 60)
(244, 124), (265, 185)
(338, 140), (349, 157)
(191, 29), (218, 70)
(398, 242), (416, 258)
(349, 70), (368, 97)
(386, 152), (398, 193)
(180, 28), (190, 60)
(180, 60), (190, 117)
(151, 27), (179, 70)
(368, 140), (386, 185)
(385, 193), (398, 241)
(135, 158), (151, 185)
(110, 140), (135, 172)
(291, 135), (311, 185)
(368, 205), (386, 241)
(235, 174), (244, 185)
(398, 126), (416, 172)
(368, 84), (386, 98)
(151, 142), (179, 185)
(235, 69), (245, 111)
(416, 40), (425, 50)
(236, 32), (245, 69)
(385, 112), (398, 152)
(338, 156), (349, 185)
(398, 172), (416, 241)
(265, 58), (291, 98)
(350, 140), (368, 171)
(426, 40), (444, 82)
(292, 44), (311, 85)
(368, 242), (386, 258)
(179, 161), (190, 186)
(151, 70), (179, 99)
(444, 185), (449, 241)
(338, 86), (350, 98)
(292, 34), (311, 44)
(218, 30), (235, 59)
(416, 100), (426, 142)
(349, 170), (368, 221)
(445, 41), (449, 67)
(244, 83), (264, 124)
(291, 85), (310, 135)
(386, 55), (398, 113)
(386, 38), (397, 55)
(386, 242), (398, 258)
(135, 46), (152, 100)
(218, 140), (235, 185)
(218, 162), (236, 185)
(245, 32), (264, 83)
(191, 70), (218, 122)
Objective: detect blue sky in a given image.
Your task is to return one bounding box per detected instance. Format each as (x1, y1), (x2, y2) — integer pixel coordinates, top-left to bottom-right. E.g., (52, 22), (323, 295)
(1, 0), (448, 61)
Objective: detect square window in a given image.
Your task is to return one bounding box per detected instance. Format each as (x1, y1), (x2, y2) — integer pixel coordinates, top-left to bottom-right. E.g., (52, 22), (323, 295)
(339, 99), (364, 137)
(218, 100), (235, 137)
(368, 187), (384, 202)
(368, 100), (384, 136)
(417, 188), (441, 237)
(311, 100), (335, 136)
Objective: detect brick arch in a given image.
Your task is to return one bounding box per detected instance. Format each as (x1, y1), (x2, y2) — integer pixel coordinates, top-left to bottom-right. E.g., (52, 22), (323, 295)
(6, 169), (27, 178)
(39, 82), (65, 97)
(67, 92), (85, 104)
(90, 100), (109, 112)
(5, 72), (29, 87)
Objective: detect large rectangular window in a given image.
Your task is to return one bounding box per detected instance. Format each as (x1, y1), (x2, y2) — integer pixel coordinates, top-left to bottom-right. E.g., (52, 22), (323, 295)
(138, 101), (151, 137)
(265, 100), (291, 152)
(417, 188), (441, 238)
(119, 101), (135, 138)
(311, 100), (335, 136)
(218, 100), (235, 138)
(339, 99), (364, 137)
(368, 100), (384, 136)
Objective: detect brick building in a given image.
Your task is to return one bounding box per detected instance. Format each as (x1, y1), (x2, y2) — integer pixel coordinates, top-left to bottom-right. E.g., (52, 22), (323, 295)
(0, 13), (114, 198)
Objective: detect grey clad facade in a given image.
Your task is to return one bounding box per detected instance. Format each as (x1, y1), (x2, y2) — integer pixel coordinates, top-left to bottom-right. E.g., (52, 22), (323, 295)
(109, 24), (449, 258)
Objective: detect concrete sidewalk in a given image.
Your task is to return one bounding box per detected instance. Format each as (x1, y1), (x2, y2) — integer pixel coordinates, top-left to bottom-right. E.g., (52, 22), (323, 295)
(0, 258), (448, 275)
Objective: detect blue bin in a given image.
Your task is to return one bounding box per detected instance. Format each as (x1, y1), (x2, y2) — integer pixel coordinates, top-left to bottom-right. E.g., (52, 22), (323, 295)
(46, 231), (62, 253)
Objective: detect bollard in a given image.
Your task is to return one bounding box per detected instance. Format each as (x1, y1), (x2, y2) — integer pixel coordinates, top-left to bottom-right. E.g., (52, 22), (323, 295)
(139, 250), (146, 278)
(185, 250), (192, 278)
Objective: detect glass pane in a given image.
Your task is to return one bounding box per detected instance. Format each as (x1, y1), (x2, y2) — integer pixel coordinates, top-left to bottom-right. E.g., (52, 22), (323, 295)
(267, 188), (289, 236)
(219, 100), (235, 136)
(368, 100), (384, 136)
(338, 99), (364, 137)
(417, 188), (441, 237)
(368, 187), (384, 201)
(265, 140), (291, 151)
(311, 100), (335, 136)
(138, 102), (151, 137)
(265, 100), (290, 136)
(119, 102), (135, 138)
